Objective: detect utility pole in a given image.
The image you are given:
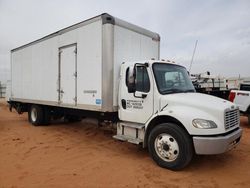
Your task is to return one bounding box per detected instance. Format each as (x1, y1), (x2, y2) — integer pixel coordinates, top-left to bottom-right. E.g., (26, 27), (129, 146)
(189, 40), (198, 73)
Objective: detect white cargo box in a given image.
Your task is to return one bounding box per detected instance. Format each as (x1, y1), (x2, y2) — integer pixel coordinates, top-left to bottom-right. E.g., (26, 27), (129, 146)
(10, 13), (160, 112)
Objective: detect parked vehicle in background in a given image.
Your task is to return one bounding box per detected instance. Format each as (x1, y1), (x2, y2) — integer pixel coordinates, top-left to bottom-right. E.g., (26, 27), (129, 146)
(229, 84), (250, 124)
(227, 77), (250, 90)
(8, 13), (242, 170)
(190, 71), (230, 99)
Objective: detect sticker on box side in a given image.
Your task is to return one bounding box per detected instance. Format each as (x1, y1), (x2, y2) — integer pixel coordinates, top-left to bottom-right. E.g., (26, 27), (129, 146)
(96, 99), (102, 105)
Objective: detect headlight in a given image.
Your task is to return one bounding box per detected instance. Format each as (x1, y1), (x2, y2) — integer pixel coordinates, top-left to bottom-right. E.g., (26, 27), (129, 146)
(192, 119), (217, 129)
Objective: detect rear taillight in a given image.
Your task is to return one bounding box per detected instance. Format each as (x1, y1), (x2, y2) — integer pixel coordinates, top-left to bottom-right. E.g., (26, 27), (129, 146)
(229, 92), (236, 102)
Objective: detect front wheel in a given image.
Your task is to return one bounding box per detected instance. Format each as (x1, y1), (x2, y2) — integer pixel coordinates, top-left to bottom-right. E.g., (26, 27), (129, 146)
(148, 123), (193, 170)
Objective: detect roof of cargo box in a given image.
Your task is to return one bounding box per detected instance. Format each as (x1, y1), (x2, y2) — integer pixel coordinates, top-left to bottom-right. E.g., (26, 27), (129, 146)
(11, 13), (160, 52)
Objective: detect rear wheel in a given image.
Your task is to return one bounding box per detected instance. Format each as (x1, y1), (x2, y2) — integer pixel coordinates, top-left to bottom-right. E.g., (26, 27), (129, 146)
(148, 123), (193, 170)
(28, 105), (44, 125)
(28, 105), (50, 125)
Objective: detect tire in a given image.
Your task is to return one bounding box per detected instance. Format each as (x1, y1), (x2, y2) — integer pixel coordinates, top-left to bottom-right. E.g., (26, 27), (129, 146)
(148, 123), (193, 170)
(28, 105), (44, 126)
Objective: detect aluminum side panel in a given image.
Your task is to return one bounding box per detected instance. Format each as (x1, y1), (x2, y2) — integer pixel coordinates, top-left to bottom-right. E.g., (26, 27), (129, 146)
(11, 37), (59, 103)
(11, 20), (103, 111)
(76, 21), (102, 108)
(113, 25), (160, 107)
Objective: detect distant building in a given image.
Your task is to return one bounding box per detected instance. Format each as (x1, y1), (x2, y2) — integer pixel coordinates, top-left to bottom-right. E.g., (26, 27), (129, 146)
(0, 81), (6, 98)
(0, 68), (10, 98)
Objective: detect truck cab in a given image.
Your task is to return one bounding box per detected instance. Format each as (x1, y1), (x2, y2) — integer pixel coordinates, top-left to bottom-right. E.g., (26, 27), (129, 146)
(114, 60), (242, 170)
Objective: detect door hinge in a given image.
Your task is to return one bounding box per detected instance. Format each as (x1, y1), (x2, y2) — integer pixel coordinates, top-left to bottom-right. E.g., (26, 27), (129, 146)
(74, 48), (77, 54)
(73, 72), (77, 77)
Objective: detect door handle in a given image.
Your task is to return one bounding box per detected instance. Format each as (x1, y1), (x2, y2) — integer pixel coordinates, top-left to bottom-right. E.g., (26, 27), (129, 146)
(121, 99), (126, 109)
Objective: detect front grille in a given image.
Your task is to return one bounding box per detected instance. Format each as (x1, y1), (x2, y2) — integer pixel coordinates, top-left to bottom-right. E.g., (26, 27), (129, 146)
(225, 108), (240, 130)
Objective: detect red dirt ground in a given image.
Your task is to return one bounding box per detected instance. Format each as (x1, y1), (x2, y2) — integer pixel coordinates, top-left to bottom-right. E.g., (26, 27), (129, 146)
(0, 99), (250, 187)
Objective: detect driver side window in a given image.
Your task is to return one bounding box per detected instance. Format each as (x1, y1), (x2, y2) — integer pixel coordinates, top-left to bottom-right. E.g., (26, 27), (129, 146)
(136, 66), (150, 93)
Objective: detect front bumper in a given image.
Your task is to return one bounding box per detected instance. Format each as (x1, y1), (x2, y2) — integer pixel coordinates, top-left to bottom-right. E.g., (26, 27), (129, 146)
(193, 128), (242, 155)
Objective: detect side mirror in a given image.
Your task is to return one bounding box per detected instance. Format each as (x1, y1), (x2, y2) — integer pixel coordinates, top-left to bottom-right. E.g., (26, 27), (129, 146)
(126, 66), (136, 93)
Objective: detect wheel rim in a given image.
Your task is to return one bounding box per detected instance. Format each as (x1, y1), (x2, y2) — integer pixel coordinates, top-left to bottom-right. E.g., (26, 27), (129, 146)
(31, 107), (37, 122)
(154, 133), (179, 162)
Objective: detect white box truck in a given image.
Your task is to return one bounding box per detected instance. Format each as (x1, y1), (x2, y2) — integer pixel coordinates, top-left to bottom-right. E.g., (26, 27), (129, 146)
(9, 13), (242, 170)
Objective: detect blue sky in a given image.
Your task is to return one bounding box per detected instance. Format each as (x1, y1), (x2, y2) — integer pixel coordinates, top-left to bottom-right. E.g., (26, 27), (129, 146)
(0, 0), (250, 82)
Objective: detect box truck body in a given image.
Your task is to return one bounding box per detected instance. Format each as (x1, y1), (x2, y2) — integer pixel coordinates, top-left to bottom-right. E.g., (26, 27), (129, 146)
(9, 14), (242, 170)
(11, 14), (160, 112)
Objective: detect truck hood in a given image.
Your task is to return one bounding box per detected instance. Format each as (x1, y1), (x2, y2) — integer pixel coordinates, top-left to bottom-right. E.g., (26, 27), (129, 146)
(160, 92), (236, 115)
(159, 92), (239, 135)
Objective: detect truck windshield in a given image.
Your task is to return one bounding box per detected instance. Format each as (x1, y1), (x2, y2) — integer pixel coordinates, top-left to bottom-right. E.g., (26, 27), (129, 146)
(153, 63), (195, 94)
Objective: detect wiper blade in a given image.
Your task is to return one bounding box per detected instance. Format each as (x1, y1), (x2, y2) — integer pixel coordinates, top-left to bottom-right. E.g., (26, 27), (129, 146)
(161, 89), (195, 94)
(161, 89), (184, 94)
(183, 89), (195, 93)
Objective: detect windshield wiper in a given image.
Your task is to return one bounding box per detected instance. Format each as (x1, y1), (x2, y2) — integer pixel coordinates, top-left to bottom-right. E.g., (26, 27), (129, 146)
(183, 89), (195, 93)
(161, 89), (185, 94)
(161, 88), (195, 94)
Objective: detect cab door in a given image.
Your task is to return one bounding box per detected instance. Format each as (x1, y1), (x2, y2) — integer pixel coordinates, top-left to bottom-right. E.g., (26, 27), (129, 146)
(118, 64), (154, 123)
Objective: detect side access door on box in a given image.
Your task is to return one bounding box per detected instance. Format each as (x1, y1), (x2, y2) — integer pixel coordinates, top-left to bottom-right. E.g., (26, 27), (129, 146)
(58, 44), (77, 106)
